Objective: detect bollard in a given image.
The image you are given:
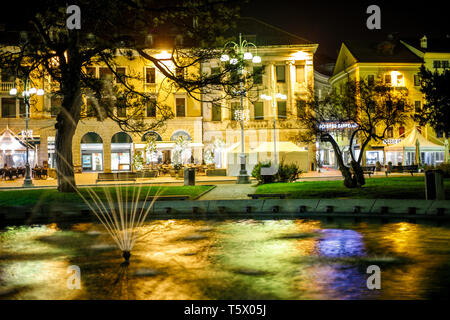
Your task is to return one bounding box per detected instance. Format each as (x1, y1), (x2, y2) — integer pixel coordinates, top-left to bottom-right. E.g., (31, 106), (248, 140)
(425, 170), (445, 200)
(326, 205), (334, 213)
(184, 168), (196, 186)
(192, 207), (199, 214)
(408, 207), (416, 215)
(380, 206), (389, 214)
(272, 206), (279, 213)
(299, 205), (307, 213)
(218, 206), (226, 214)
(353, 206), (361, 213)
(245, 206), (252, 213)
(164, 207), (172, 214)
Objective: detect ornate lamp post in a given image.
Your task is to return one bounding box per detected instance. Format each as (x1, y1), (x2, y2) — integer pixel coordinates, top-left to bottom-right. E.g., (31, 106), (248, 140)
(10, 78), (44, 187)
(220, 34), (261, 184)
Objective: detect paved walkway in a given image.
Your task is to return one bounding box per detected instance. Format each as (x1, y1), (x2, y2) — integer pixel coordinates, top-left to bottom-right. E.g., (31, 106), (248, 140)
(0, 169), (423, 190)
(197, 183), (257, 200)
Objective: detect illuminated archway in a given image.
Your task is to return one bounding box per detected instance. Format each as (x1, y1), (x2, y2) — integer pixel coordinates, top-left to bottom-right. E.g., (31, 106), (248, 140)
(80, 132), (103, 171)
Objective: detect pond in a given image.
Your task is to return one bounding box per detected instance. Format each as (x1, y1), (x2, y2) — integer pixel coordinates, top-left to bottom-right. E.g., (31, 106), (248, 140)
(1, 219), (449, 299)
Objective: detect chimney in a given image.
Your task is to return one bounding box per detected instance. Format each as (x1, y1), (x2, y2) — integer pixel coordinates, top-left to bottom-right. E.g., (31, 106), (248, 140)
(420, 35), (427, 49)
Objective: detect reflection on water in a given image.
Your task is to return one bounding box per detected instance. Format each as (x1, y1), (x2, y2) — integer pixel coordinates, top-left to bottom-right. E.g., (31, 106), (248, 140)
(1, 219), (450, 300)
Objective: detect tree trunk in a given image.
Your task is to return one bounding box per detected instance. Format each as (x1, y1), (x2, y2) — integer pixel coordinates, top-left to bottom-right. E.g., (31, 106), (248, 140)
(351, 160), (365, 187)
(55, 119), (77, 192)
(55, 66), (82, 192)
(321, 133), (357, 188)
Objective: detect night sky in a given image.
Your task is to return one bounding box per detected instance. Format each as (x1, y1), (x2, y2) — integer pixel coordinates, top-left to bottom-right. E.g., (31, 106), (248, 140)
(1, 0), (448, 59)
(242, 0), (450, 58)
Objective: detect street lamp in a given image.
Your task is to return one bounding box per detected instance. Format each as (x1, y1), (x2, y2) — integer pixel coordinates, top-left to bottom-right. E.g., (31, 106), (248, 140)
(260, 69), (287, 167)
(10, 78), (44, 187)
(220, 33), (261, 184)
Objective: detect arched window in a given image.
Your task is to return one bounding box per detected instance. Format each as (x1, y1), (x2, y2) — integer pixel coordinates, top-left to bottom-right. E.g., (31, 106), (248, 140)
(111, 132), (132, 144)
(171, 130), (191, 141)
(81, 132), (103, 144)
(80, 132), (103, 172)
(142, 131), (162, 142)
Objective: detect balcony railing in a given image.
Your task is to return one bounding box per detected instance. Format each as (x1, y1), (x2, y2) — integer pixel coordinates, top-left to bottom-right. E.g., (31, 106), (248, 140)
(0, 82), (14, 92)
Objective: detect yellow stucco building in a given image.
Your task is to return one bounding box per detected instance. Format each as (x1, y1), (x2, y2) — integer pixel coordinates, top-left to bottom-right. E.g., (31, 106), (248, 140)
(329, 35), (449, 167)
(0, 18), (318, 175)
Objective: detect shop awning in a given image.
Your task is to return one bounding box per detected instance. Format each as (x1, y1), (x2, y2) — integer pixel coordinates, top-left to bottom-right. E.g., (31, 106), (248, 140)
(134, 142), (203, 149)
(229, 141), (307, 153)
(0, 127), (33, 151)
(385, 128), (444, 152)
(253, 141), (308, 153)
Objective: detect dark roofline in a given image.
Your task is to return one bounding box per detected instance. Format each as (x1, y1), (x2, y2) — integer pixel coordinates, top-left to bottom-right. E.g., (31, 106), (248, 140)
(342, 40), (423, 63)
(239, 17), (315, 46)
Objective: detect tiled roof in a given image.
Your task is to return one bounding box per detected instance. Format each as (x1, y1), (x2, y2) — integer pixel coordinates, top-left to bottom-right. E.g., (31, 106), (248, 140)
(343, 40), (423, 63)
(227, 17), (315, 47)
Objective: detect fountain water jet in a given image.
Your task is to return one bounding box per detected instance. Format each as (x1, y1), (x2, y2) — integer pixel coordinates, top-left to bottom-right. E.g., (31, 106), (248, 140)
(56, 151), (163, 263)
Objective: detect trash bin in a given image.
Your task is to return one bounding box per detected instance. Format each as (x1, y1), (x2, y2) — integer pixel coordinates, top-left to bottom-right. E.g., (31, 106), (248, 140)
(184, 167), (195, 186)
(425, 170), (445, 200)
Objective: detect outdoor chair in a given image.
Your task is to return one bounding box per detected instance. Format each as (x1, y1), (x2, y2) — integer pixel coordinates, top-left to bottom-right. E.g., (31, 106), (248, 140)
(40, 168), (48, 180)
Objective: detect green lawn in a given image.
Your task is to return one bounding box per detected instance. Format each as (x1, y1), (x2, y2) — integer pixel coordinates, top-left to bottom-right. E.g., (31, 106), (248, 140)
(256, 176), (450, 199)
(0, 185), (213, 207)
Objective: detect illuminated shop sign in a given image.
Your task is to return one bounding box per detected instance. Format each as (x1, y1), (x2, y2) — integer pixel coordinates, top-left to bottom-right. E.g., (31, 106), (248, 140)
(319, 122), (358, 130)
(20, 130), (33, 138)
(383, 139), (402, 145)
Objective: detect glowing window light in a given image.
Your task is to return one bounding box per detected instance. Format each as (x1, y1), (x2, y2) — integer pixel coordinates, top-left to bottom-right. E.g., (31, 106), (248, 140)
(390, 71), (404, 87)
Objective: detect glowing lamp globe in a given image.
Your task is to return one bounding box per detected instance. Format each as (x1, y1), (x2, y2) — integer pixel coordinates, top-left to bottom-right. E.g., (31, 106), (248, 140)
(252, 56), (261, 63)
(243, 52), (253, 60)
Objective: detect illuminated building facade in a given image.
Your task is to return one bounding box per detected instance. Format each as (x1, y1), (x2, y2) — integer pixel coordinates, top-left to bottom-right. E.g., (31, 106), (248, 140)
(330, 35), (449, 167)
(0, 18), (318, 174)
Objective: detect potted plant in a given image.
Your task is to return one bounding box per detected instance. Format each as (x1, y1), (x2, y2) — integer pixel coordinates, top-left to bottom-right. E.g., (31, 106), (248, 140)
(132, 152), (144, 172)
(173, 163), (183, 178)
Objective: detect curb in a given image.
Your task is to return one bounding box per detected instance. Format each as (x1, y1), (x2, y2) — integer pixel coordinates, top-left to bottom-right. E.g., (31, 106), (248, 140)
(1, 198), (449, 227)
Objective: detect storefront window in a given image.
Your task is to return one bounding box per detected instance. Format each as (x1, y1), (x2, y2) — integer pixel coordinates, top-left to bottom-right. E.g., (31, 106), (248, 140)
(111, 152), (130, 171)
(111, 132), (132, 171)
(366, 151), (384, 165)
(81, 132), (103, 172)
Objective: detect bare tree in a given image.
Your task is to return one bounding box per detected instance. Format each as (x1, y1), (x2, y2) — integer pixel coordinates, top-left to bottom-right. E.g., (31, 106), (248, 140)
(296, 77), (410, 188)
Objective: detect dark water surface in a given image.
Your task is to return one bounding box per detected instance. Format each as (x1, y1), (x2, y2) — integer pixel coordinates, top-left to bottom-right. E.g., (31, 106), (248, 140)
(1, 219), (449, 299)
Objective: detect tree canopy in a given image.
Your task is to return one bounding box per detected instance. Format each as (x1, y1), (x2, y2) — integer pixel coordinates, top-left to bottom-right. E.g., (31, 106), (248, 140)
(415, 65), (450, 136)
(297, 77), (410, 187)
(0, 0), (247, 191)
